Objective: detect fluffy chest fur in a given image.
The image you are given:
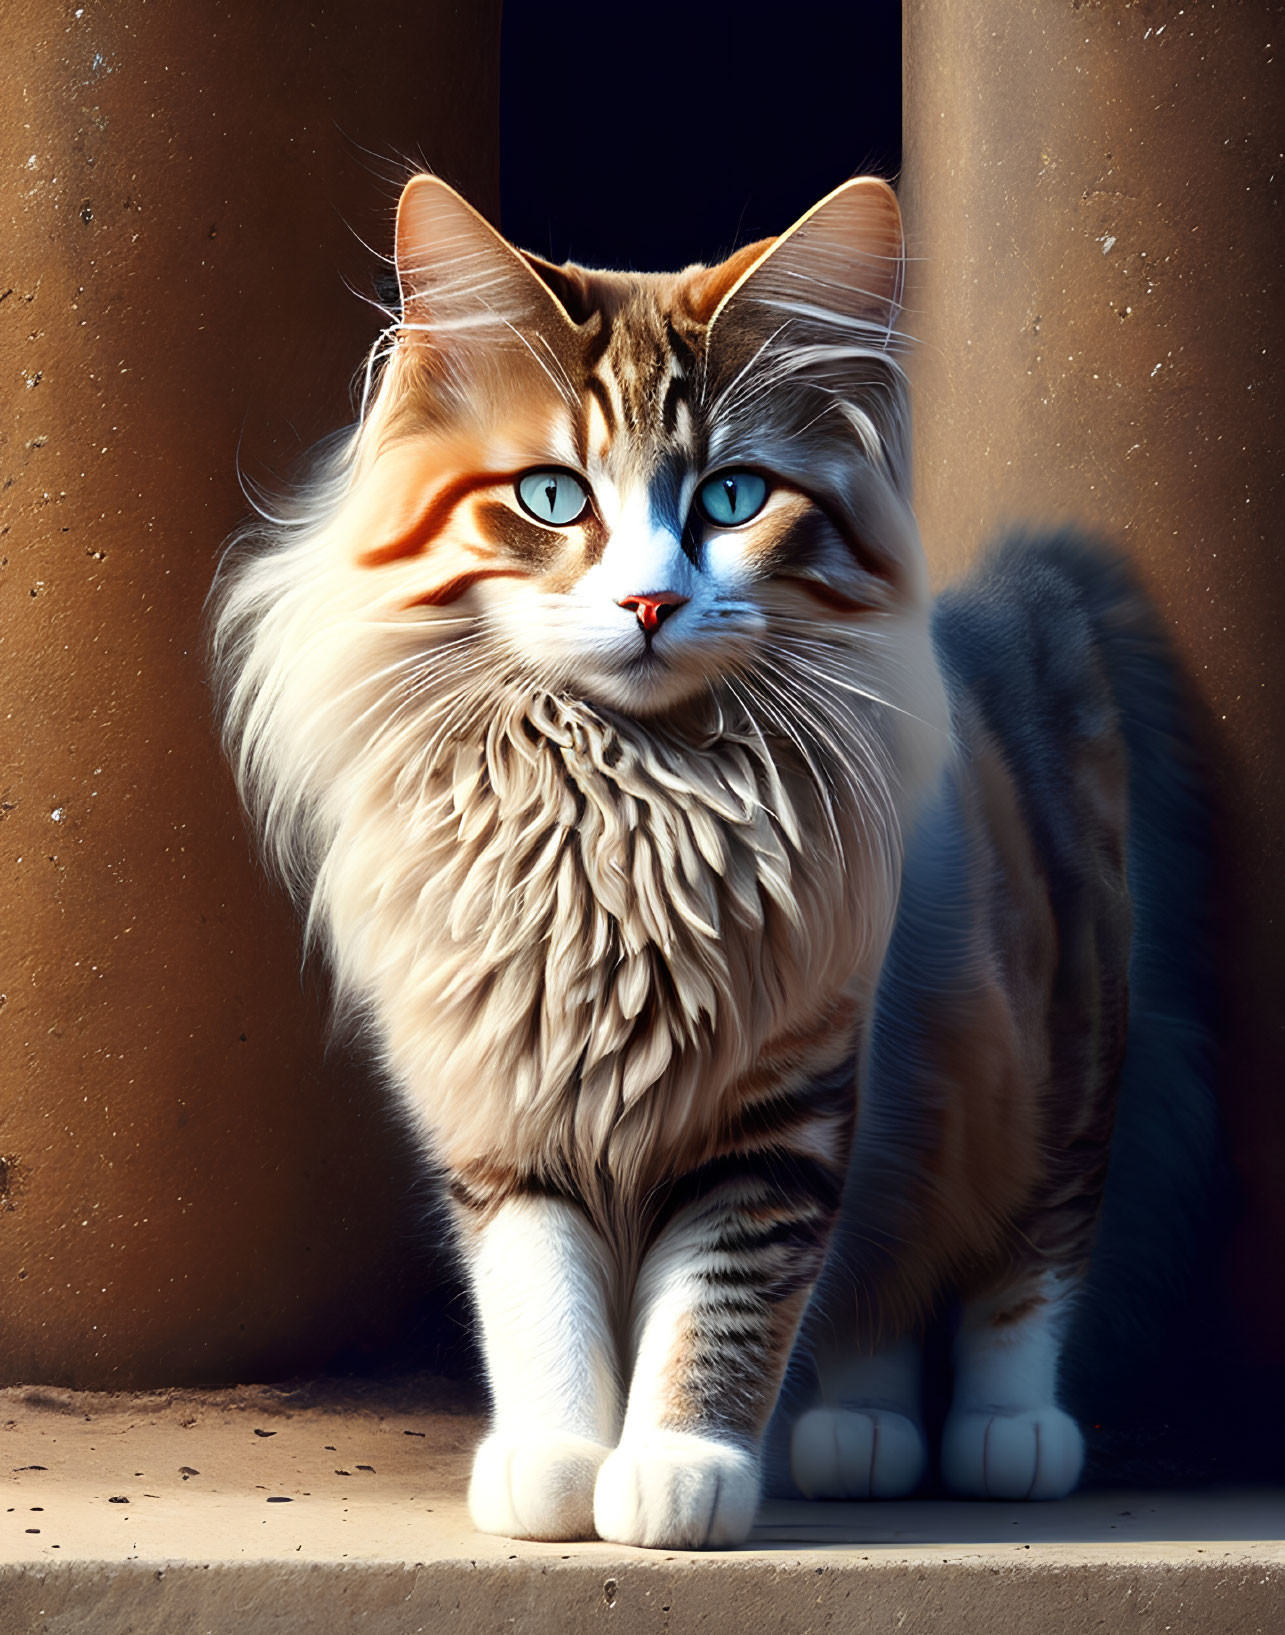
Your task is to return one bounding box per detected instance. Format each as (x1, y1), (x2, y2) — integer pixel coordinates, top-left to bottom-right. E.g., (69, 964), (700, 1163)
(315, 686), (895, 1185)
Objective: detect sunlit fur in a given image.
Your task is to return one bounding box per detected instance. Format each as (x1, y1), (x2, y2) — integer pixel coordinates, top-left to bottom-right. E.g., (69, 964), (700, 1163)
(213, 177), (1213, 1547)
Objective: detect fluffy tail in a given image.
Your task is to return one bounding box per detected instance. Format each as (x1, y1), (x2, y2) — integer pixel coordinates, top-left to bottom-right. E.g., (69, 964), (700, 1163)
(989, 533), (1230, 1470)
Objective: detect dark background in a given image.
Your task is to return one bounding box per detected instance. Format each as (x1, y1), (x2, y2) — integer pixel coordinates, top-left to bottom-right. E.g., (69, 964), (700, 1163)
(500, 0), (901, 269)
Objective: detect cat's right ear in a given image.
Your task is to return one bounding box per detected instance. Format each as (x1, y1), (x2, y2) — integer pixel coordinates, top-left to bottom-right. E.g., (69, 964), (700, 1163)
(706, 177), (905, 347)
(394, 174), (577, 345)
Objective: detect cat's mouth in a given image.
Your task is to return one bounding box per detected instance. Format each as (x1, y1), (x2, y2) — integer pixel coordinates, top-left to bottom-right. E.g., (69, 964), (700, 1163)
(627, 627), (680, 667)
(588, 652), (702, 716)
(577, 623), (749, 718)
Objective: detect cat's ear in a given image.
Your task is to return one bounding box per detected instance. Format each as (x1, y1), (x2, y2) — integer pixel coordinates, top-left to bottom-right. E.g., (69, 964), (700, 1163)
(394, 174), (578, 342)
(706, 177), (904, 345)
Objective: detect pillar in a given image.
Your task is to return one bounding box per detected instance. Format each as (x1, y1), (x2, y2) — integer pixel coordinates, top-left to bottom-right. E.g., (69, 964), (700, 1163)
(902, 3), (1284, 1360)
(1, 1), (500, 1385)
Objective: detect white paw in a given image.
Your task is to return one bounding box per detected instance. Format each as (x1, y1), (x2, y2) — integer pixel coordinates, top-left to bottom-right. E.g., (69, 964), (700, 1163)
(790, 1406), (927, 1499)
(593, 1431), (759, 1549)
(941, 1407), (1084, 1500)
(468, 1431), (611, 1540)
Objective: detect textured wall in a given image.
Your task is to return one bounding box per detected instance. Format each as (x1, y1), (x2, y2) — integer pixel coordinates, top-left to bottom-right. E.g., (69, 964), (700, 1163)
(902, 3), (1284, 1357)
(0, 2), (500, 1386)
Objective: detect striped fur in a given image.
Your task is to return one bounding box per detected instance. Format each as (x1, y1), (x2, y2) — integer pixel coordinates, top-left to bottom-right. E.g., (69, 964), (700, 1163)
(212, 176), (1212, 1544)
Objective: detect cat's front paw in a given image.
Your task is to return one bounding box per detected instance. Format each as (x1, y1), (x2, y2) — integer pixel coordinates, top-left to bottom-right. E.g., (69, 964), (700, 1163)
(790, 1406), (927, 1499)
(468, 1431), (611, 1540)
(593, 1431), (759, 1549)
(941, 1407), (1084, 1500)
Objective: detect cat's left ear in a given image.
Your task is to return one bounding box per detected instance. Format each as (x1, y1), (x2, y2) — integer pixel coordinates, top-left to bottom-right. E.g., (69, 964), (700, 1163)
(394, 173), (578, 343)
(706, 176), (904, 346)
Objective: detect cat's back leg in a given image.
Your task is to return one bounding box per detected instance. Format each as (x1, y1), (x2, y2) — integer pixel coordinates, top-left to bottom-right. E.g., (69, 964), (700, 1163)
(790, 1329), (928, 1499)
(941, 1270), (1085, 1500)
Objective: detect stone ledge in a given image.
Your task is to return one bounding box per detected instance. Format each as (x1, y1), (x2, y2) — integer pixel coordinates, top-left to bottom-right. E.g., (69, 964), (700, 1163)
(9, 1558), (1285, 1635)
(3, 1382), (1282, 1633)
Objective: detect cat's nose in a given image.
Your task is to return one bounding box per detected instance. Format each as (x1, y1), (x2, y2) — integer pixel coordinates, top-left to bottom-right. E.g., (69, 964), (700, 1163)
(617, 592), (688, 633)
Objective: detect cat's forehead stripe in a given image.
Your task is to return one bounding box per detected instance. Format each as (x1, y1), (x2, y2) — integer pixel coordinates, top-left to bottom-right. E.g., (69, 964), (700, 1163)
(584, 375), (617, 437)
(583, 382), (614, 464)
(660, 371), (689, 438)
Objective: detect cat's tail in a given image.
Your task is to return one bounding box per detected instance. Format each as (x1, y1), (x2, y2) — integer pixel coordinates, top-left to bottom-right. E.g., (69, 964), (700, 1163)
(993, 531), (1231, 1465)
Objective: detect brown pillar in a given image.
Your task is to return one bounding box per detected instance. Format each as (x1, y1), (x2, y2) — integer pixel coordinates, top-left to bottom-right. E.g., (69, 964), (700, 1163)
(1, 2), (500, 1385)
(902, 6), (1284, 1355)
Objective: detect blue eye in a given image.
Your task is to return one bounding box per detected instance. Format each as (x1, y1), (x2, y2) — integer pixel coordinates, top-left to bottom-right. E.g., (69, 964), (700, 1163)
(515, 469), (590, 526)
(695, 469), (769, 527)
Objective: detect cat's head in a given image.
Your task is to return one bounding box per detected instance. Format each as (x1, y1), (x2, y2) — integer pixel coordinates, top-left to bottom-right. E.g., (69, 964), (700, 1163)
(343, 174), (921, 718)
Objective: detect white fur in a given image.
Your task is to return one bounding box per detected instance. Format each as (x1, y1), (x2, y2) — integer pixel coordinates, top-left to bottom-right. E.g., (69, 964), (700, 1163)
(470, 1433), (613, 1542)
(791, 1407), (926, 1500)
(791, 1335), (926, 1498)
(940, 1407), (1084, 1501)
(215, 446), (948, 1540)
(595, 1432), (759, 1549)
(464, 1196), (619, 1539)
(941, 1275), (1085, 1499)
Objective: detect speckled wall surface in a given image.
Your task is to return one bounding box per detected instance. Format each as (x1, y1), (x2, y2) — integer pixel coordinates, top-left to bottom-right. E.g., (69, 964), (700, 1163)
(902, 4), (1284, 1358)
(0, 2), (500, 1386)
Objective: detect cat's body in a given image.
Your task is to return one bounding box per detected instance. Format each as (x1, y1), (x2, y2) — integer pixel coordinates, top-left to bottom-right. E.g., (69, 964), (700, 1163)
(213, 176), (1213, 1546)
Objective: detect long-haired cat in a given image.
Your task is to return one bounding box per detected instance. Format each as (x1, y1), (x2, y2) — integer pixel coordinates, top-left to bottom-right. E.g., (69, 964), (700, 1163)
(212, 175), (1215, 1547)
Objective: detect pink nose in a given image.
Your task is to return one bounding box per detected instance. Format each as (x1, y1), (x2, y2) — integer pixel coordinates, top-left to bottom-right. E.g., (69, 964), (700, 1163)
(617, 592), (688, 633)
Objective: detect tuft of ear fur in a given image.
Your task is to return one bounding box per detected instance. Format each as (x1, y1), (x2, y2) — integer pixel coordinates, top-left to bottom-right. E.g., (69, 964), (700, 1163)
(395, 173), (579, 344)
(682, 238), (777, 325)
(707, 176), (904, 346)
(516, 252), (600, 327)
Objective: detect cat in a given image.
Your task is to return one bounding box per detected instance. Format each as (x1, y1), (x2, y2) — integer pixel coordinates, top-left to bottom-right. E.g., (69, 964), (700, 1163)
(211, 173), (1215, 1548)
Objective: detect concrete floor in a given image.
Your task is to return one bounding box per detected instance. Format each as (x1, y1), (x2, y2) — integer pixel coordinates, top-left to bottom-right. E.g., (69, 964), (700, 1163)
(3, 1378), (1282, 1633)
